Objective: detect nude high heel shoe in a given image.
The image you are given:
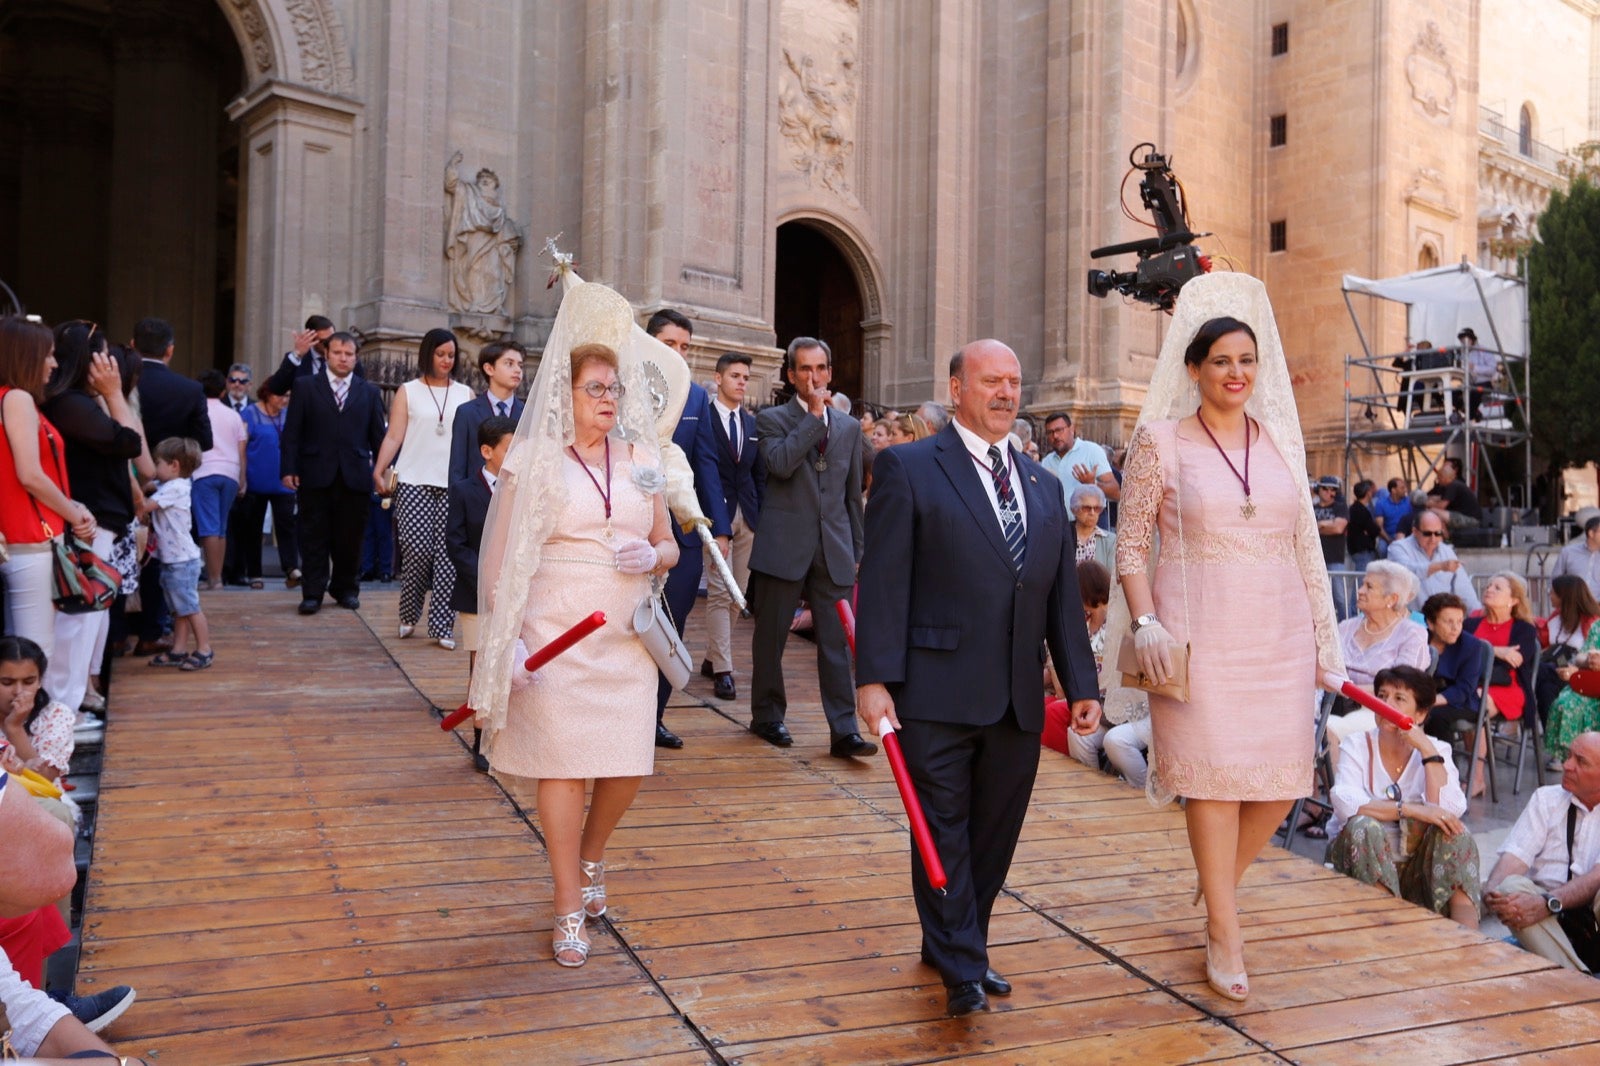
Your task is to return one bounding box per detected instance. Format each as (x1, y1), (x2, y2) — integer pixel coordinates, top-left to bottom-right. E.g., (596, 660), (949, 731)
(1204, 925), (1249, 1001)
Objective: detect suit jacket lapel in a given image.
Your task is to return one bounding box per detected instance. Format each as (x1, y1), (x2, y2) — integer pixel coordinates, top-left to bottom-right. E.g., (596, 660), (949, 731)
(934, 427), (1016, 573)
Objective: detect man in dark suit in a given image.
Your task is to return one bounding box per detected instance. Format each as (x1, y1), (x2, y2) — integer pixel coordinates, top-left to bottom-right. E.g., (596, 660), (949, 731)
(648, 309), (731, 749)
(447, 414), (516, 773)
(747, 336), (872, 758)
(129, 316), (213, 653)
(279, 332), (386, 614)
(265, 314), (367, 397)
(855, 339), (1101, 1017)
(447, 340), (525, 485)
(700, 352), (764, 701)
(134, 316), (212, 453)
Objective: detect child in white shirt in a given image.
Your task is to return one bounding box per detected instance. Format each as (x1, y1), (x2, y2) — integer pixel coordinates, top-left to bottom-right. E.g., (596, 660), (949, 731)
(138, 438), (213, 670)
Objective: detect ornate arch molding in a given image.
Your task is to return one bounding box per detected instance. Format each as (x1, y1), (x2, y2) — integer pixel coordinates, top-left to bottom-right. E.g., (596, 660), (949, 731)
(777, 210), (886, 323)
(218, 0), (355, 97)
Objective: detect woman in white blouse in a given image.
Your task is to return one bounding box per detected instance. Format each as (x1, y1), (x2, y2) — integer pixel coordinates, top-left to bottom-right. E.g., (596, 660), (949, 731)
(1326, 664), (1480, 928)
(373, 328), (475, 648)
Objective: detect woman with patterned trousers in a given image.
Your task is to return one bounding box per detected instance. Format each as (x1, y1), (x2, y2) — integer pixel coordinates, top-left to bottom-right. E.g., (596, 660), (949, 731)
(373, 328), (474, 648)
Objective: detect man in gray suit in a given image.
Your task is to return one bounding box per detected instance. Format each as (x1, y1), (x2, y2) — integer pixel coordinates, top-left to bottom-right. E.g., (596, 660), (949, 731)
(747, 337), (875, 758)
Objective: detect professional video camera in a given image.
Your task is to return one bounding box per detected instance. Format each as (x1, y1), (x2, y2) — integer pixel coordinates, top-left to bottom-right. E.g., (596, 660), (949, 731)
(1086, 144), (1211, 311)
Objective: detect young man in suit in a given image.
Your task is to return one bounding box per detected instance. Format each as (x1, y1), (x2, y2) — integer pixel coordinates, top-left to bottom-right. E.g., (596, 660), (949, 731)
(279, 332), (387, 614)
(266, 314), (367, 397)
(855, 339), (1101, 1016)
(448, 340), (525, 485)
(446, 415), (516, 772)
(647, 309), (731, 749)
(700, 352), (764, 701)
(747, 337), (873, 758)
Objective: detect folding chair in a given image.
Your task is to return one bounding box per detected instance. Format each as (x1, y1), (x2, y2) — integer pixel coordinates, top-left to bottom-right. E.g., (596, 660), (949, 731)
(1280, 690), (1338, 850)
(1505, 645), (1546, 795)
(1456, 636), (1499, 803)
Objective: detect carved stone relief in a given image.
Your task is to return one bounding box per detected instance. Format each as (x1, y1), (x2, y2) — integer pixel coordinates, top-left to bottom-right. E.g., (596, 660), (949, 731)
(228, 0), (275, 77)
(226, 0), (355, 96)
(778, 0), (861, 206)
(1405, 21), (1456, 122)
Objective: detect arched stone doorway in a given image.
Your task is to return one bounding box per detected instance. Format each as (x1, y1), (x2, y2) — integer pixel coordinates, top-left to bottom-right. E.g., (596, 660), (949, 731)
(0, 0), (358, 378)
(0, 0), (243, 371)
(774, 220), (870, 405)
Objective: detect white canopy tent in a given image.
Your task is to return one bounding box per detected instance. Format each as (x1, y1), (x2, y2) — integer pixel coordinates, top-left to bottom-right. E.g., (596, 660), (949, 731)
(1341, 261), (1528, 357)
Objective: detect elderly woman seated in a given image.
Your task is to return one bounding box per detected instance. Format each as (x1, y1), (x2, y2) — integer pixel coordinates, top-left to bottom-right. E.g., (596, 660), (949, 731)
(1326, 560), (1432, 751)
(1327, 665), (1480, 928)
(1068, 484), (1116, 572)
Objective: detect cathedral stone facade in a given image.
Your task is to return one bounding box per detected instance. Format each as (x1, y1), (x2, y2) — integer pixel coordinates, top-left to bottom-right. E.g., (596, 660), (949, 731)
(1, 0), (1594, 472)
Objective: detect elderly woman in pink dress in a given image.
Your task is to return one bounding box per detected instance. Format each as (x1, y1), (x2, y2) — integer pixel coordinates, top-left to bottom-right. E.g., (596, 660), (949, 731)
(1112, 274), (1343, 1002)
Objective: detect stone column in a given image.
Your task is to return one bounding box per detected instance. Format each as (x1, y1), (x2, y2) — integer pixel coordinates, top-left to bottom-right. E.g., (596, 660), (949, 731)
(226, 81), (360, 382)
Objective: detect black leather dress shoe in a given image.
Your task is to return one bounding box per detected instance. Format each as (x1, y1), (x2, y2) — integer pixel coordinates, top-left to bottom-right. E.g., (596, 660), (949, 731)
(750, 721), (793, 747)
(830, 732), (878, 758)
(655, 723), (684, 749)
(337, 595), (360, 610)
(981, 969), (1012, 996)
(700, 659), (715, 679)
(945, 982), (988, 1017)
(298, 599), (321, 615)
(713, 672), (736, 700)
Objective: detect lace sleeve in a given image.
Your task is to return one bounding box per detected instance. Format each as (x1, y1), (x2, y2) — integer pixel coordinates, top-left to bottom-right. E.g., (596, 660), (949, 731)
(1291, 486), (1345, 683)
(1115, 423), (1163, 578)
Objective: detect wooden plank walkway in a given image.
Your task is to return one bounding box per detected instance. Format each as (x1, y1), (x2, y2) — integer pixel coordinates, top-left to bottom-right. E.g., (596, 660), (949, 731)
(75, 585), (1600, 1064)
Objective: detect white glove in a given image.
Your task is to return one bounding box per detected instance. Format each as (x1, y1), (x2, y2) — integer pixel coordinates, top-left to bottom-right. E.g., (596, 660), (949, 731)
(1132, 620), (1176, 685)
(511, 639), (538, 690)
(614, 538), (659, 575)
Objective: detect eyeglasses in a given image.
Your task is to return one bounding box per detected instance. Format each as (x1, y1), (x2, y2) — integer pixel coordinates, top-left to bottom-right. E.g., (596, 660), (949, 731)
(228, 377), (251, 385)
(575, 381), (625, 399)
(1417, 530), (1444, 539)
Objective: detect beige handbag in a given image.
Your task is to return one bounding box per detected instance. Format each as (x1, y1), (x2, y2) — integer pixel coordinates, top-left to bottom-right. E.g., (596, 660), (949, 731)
(633, 577), (692, 690)
(1117, 635), (1191, 702)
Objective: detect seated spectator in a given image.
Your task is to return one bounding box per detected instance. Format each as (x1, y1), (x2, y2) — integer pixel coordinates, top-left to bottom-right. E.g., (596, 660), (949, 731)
(1045, 560), (1110, 766)
(0, 637), (75, 787)
(1370, 477), (1412, 554)
(2, 946), (148, 1062)
(1536, 574), (1600, 725)
(1426, 457), (1484, 530)
(1465, 571), (1539, 731)
(1326, 561), (1430, 751)
(1326, 665), (1479, 928)
(1483, 732), (1600, 973)
(1551, 516), (1600, 602)
(1386, 509), (1481, 612)
(1547, 595), (1600, 765)
(1069, 484), (1116, 572)
(1423, 592), (1491, 744)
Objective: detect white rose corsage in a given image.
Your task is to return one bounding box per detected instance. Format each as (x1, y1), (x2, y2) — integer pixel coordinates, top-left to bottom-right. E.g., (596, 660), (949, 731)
(631, 465), (666, 496)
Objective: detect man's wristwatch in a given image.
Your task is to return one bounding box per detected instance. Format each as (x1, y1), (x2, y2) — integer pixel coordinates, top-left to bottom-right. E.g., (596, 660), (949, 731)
(1547, 894), (1564, 915)
(1131, 613), (1160, 633)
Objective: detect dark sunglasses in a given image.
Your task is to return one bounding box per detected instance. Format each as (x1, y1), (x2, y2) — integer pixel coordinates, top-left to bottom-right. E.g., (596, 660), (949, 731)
(228, 376), (251, 385)
(1417, 530), (1444, 538)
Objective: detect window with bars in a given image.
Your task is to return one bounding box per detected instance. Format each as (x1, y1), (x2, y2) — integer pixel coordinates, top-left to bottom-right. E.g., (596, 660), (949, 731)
(1271, 23), (1289, 56)
(1270, 114), (1287, 147)
(1269, 220), (1287, 252)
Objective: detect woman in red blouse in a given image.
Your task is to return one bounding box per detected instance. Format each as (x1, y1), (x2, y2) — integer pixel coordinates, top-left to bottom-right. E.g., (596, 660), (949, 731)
(1463, 571), (1540, 792)
(0, 317), (98, 663)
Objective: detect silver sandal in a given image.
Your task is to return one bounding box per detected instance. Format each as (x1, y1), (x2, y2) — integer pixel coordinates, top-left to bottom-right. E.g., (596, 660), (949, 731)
(580, 859), (607, 918)
(553, 909), (589, 967)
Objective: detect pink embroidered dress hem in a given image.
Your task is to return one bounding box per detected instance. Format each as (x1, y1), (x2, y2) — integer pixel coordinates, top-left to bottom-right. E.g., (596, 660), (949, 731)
(1116, 419), (1318, 801)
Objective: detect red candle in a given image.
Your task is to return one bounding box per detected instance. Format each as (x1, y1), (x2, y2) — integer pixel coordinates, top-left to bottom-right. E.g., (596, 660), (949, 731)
(880, 722), (949, 892)
(836, 599), (857, 656)
(1339, 680), (1415, 731)
(439, 611), (607, 730)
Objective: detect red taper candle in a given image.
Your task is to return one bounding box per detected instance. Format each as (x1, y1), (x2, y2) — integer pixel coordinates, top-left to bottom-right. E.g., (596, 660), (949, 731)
(440, 611), (607, 730)
(1339, 680), (1415, 731)
(836, 600), (947, 891)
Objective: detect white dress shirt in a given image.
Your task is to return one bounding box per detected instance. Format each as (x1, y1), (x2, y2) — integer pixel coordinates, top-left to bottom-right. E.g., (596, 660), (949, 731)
(1498, 785), (1600, 892)
(951, 416), (1028, 532)
(1328, 727), (1466, 850)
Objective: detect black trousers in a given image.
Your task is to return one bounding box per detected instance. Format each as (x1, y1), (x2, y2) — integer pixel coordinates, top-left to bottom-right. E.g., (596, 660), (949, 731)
(297, 484), (369, 602)
(656, 539), (702, 721)
(896, 707), (1040, 987)
(747, 547), (855, 736)
(230, 491), (299, 578)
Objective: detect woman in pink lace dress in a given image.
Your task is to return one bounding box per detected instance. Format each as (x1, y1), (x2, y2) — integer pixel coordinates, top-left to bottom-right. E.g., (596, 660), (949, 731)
(1118, 307), (1341, 1002)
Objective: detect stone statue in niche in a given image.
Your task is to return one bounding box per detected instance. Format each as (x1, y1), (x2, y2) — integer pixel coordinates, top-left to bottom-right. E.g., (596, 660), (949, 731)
(444, 151), (522, 316)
